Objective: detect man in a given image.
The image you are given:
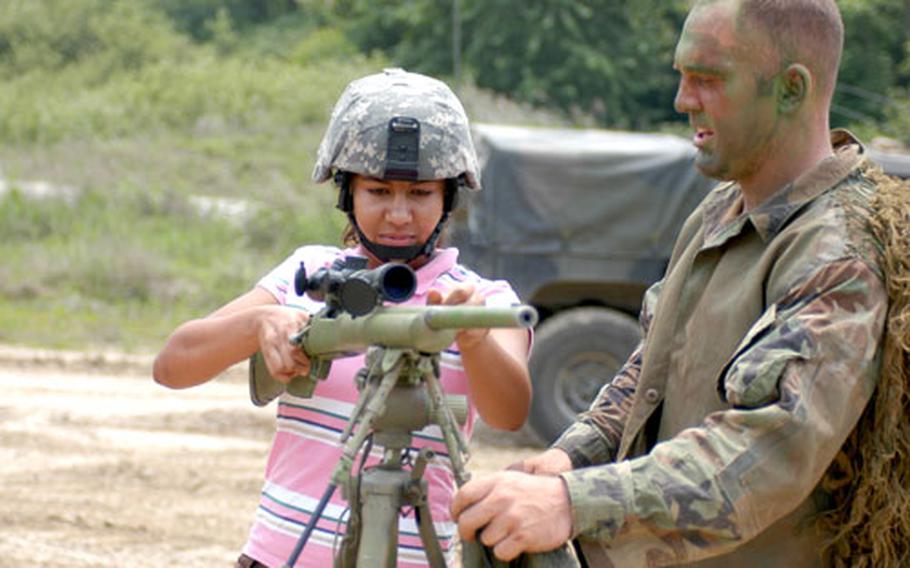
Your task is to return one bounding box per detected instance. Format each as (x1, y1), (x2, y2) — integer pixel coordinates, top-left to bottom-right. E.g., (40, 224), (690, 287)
(452, 0), (898, 565)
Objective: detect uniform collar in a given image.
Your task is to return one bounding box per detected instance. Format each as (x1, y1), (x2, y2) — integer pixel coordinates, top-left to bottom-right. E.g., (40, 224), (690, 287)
(702, 129), (866, 249)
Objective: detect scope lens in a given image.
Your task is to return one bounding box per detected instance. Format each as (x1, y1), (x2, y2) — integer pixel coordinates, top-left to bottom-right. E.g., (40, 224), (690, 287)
(379, 264), (417, 303)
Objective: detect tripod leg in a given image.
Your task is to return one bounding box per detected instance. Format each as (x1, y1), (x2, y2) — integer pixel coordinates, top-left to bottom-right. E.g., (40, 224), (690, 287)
(460, 542), (583, 568)
(334, 475), (361, 568)
(355, 467), (408, 567)
(409, 448), (445, 568)
(331, 351), (404, 486)
(414, 501), (446, 567)
(460, 540), (508, 568)
(421, 361), (471, 486)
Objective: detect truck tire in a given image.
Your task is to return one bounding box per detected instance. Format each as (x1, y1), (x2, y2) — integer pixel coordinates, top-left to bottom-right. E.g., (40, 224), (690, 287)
(528, 307), (640, 443)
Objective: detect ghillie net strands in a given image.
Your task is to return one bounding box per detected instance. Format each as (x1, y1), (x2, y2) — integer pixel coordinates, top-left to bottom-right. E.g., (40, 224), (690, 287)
(821, 165), (910, 567)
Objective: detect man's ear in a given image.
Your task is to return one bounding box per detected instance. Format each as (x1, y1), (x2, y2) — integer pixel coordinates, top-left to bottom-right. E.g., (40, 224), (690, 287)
(778, 63), (811, 113)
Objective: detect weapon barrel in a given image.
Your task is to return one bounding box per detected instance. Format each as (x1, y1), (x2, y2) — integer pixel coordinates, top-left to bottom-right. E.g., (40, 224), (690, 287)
(299, 305), (538, 356)
(422, 305), (538, 330)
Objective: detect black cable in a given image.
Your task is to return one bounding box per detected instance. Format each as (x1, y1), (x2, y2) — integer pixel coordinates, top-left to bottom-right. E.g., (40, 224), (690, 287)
(282, 483), (337, 568)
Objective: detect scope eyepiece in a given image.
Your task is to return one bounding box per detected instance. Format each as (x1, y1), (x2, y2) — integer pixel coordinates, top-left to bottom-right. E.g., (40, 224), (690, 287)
(294, 264), (309, 297)
(294, 257), (417, 317)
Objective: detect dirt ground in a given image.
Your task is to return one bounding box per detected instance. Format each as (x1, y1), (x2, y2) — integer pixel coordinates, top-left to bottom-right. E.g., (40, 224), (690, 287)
(0, 347), (544, 567)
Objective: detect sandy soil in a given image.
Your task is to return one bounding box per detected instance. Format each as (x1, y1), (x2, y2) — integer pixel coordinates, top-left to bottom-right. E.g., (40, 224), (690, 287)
(0, 351), (543, 567)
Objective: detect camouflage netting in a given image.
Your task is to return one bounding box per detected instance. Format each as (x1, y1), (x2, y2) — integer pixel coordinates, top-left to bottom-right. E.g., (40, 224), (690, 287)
(820, 164), (910, 567)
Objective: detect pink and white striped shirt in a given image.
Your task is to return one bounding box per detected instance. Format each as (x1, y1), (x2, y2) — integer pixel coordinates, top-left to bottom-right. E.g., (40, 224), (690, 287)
(242, 245), (522, 567)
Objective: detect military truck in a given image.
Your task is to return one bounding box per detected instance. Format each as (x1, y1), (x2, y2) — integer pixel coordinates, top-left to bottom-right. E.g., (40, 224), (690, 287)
(451, 123), (910, 443)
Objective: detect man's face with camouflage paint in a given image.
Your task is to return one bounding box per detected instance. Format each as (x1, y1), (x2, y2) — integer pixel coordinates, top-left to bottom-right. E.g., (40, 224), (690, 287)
(673, 0), (783, 184)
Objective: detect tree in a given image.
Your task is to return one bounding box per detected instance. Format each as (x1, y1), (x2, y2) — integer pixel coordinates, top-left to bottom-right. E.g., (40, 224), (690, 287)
(144, 0), (299, 40)
(336, 0), (689, 129)
(835, 0), (910, 136)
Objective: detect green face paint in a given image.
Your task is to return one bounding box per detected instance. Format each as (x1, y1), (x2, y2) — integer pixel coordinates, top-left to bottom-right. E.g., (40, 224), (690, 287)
(673, 1), (783, 185)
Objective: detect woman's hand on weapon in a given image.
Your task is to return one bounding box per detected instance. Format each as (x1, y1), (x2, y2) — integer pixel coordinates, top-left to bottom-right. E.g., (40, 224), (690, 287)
(426, 284), (490, 350)
(257, 306), (312, 383)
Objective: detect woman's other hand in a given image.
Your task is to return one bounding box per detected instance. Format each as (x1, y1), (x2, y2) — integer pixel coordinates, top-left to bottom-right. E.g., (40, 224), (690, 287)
(426, 284), (490, 350)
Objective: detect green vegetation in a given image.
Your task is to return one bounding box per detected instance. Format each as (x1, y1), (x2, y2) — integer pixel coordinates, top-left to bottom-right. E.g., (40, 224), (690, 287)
(337, 0), (910, 137)
(0, 0), (906, 353)
(0, 0), (370, 351)
(0, 0), (564, 352)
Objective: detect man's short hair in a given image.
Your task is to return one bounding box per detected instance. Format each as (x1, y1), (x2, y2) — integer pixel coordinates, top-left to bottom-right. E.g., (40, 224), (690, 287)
(736, 0), (844, 97)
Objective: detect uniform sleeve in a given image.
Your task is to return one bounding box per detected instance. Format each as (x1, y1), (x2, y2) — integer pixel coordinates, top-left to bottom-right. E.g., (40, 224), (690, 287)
(558, 258), (887, 562)
(552, 279), (663, 467)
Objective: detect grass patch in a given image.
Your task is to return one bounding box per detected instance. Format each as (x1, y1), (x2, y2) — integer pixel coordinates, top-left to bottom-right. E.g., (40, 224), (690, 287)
(0, 164), (347, 353)
(0, 297), (208, 352)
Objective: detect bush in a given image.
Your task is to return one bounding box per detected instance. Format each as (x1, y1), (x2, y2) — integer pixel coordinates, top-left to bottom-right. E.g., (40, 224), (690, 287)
(0, 0), (386, 143)
(0, 0), (189, 77)
(0, 52), (385, 144)
(292, 27), (359, 65)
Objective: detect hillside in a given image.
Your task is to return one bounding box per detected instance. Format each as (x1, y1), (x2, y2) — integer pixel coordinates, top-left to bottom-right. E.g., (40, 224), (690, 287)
(0, 0), (566, 352)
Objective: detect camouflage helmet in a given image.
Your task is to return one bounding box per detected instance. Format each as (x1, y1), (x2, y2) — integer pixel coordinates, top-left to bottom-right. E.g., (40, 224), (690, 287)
(312, 68), (481, 190)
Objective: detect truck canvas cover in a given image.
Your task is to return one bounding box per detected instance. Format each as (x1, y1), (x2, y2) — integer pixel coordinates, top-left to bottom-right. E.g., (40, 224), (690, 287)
(869, 148), (910, 179)
(455, 123), (716, 306)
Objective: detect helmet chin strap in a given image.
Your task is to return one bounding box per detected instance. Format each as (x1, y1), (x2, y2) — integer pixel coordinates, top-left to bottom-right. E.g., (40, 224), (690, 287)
(348, 212), (449, 264)
(334, 167), (460, 264)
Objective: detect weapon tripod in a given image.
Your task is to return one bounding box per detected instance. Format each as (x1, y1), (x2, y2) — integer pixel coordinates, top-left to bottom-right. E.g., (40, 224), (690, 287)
(249, 260), (571, 566)
(281, 344), (491, 568)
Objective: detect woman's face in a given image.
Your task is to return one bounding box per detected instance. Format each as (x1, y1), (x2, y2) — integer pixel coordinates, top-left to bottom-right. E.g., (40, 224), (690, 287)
(351, 174), (446, 265)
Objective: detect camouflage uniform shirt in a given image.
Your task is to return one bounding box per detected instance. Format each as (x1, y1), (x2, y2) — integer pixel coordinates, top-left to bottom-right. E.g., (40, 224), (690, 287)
(552, 131), (888, 567)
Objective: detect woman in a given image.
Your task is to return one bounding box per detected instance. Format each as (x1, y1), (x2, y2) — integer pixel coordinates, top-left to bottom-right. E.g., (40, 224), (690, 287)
(153, 68), (531, 567)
